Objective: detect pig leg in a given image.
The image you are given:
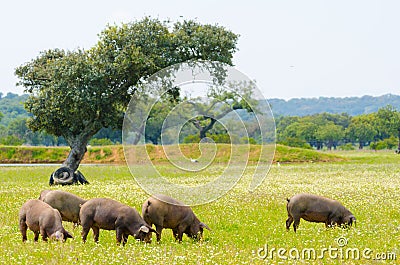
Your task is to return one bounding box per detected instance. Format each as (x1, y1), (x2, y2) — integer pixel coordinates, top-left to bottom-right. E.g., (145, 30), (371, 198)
(329, 216), (339, 227)
(80, 212), (94, 243)
(293, 217), (300, 233)
(81, 225), (91, 243)
(324, 221), (330, 228)
(122, 234), (128, 246)
(286, 216), (293, 231)
(116, 228), (123, 245)
(172, 228), (178, 240)
(92, 226), (100, 243)
(40, 228), (48, 242)
(176, 225), (185, 242)
(176, 231), (184, 242)
(19, 219), (28, 242)
(155, 225), (163, 242)
(33, 231), (40, 242)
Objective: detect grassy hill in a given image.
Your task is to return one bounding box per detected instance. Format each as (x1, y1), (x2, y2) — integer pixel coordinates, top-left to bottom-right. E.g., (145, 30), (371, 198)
(0, 144), (345, 164)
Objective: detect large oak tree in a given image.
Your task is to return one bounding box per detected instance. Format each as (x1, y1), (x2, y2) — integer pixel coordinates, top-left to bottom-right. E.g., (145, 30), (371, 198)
(15, 18), (238, 178)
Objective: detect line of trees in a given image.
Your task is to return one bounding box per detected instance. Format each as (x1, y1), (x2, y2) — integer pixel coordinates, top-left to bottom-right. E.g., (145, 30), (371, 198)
(268, 94), (400, 116)
(1, 97), (399, 152)
(0, 93), (121, 146)
(276, 105), (400, 151)
(0, 119), (121, 146)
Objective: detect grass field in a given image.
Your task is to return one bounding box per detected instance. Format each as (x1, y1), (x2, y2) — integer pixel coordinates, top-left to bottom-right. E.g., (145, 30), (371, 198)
(0, 150), (399, 264)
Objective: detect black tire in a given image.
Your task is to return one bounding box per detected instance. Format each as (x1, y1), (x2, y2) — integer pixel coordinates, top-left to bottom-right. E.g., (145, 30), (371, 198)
(49, 167), (76, 186)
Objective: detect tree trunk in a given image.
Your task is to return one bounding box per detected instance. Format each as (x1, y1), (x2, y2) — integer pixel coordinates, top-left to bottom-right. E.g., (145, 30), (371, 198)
(397, 128), (400, 153)
(132, 123), (145, 145)
(199, 118), (217, 139)
(63, 141), (88, 172)
(62, 123), (101, 172)
(199, 128), (207, 139)
(316, 141), (323, 150)
(49, 127), (98, 185)
(327, 140), (333, 150)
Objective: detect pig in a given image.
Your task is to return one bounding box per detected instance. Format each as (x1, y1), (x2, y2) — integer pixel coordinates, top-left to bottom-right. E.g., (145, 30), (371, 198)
(286, 193), (356, 232)
(142, 194), (211, 242)
(19, 199), (73, 242)
(79, 198), (156, 245)
(39, 190), (87, 226)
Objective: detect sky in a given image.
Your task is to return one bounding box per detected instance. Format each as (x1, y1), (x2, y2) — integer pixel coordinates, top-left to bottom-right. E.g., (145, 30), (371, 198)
(0, 0), (399, 100)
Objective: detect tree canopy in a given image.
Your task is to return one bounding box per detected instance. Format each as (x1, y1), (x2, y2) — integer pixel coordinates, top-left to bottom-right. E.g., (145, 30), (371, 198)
(15, 17), (239, 173)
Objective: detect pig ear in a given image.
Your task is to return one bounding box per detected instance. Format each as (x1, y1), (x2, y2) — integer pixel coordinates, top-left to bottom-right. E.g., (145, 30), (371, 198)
(139, 225), (150, 233)
(200, 222), (211, 231)
(140, 225), (158, 235)
(55, 231), (64, 240)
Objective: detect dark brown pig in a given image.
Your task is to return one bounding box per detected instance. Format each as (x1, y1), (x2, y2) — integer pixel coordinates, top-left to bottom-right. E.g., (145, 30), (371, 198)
(39, 190), (87, 226)
(142, 194), (211, 242)
(19, 199), (73, 242)
(79, 198), (156, 245)
(286, 193), (356, 232)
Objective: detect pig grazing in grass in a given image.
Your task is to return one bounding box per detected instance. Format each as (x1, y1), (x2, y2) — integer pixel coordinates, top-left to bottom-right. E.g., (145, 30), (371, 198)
(286, 193), (356, 232)
(39, 190), (86, 226)
(79, 198), (156, 245)
(39, 190), (87, 226)
(19, 199), (73, 242)
(142, 194), (211, 242)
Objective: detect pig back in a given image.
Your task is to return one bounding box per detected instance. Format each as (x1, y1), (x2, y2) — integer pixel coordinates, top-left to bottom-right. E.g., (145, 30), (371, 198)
(41, 190), (86, 222)
(144, 195), (195, 228)
(80, 198), (139, 230)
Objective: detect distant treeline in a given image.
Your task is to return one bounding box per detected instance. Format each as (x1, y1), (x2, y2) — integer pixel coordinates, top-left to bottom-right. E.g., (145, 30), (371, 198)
(0, 92), (399, 150)
(276, 107), (400, 150)
(0, 92), (121, 146)
(269, 94), (400, 116)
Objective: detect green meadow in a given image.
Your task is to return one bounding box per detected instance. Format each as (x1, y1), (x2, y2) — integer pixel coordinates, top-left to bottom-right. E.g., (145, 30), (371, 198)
(0, 149), (399, 264)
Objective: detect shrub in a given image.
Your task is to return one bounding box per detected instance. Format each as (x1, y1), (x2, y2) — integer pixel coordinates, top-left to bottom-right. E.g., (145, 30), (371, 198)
(183, 134), (200, 143)
(240, 137), (257, 144)
(278, 137), (312, 149)
(370, 137), (398, 151)
(339, 143), (355, 151)
(208, 134), (231, 144)
(0, 135), (24, 146)
(383, 137), (398, 149)
(89, 138), (113, 146)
